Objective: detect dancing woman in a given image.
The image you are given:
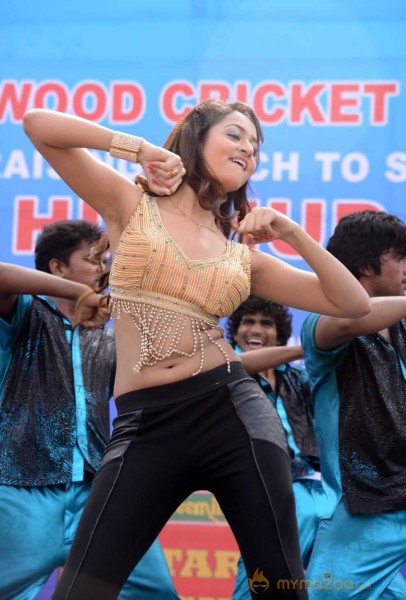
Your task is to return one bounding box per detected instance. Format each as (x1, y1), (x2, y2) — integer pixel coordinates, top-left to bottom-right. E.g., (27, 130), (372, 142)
(23, 99), (370, 599)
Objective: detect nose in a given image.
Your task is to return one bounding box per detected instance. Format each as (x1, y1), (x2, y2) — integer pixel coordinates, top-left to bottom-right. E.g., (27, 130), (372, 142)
(240, 142), (254, 158)
(249, 322), (264, 335)
(236, 135), (253, 157)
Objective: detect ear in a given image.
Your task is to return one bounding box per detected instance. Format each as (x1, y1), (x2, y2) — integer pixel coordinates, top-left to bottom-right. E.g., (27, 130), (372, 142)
(359, 264), (375, 278)
(48, 258), (67, 278)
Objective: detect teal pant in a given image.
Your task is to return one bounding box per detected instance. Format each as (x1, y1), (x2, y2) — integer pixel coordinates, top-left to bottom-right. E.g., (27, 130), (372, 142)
(232, 478), (333, 599)
(0, 481), (179, 600)
(305, 497), (406, 599)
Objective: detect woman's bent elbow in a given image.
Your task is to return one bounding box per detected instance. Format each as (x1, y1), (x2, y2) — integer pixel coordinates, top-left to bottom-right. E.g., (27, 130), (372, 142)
(345, 295), (371, 319)
(23, 109), (43, 137)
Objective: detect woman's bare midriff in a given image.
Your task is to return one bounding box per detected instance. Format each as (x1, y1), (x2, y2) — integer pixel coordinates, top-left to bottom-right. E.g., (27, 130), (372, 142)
(112, 312), (241, 398)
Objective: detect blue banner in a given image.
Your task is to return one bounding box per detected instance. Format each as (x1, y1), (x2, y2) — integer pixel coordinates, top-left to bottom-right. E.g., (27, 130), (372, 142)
(1, 1), (406, 343)
(2, 1), (406, 595)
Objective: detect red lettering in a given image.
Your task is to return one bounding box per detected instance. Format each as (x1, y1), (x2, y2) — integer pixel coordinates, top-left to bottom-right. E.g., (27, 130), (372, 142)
(111, 82), (145, 123)
(333, 199), (385, 228)
(13, 196), (72, 253)
(290, 83), (325, 124)
(330, 84), (361, 124)
(302, 200), (326, 244)
(34, 81), (68, 112)
(0, 81), (32, 122)
(199, 82), (231, 102)
(363, 82), (399, 124)
(73, 82), (107, 120)
(160, 82), (195, 122)
(0, 78), (400, 127)
(253, 83), (285, 124)
(235, 81), (249, 103)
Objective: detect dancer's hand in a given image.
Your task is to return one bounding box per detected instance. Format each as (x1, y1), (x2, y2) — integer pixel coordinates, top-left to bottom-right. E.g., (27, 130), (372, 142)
(137, 140), (186, 196)
(238, 207), (298, 244)
(76, 291), (110, 328)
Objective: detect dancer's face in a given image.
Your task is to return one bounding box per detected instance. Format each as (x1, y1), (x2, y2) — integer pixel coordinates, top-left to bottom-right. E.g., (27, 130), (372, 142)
(368, 251), (406, 297)
(61, 242), (107, 290)
(202, 111), (258, 193)
(234, 312), (279, 352)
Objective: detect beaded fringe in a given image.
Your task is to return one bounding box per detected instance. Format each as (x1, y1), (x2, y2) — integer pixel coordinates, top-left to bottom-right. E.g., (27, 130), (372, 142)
(110, 297), (231, 375)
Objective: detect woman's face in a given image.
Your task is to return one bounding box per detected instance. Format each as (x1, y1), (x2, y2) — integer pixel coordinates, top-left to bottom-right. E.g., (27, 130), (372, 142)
(202, 111), (259, 193)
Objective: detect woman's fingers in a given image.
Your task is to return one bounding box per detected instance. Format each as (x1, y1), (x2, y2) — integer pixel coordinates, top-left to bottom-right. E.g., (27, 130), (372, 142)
(147, 161), (185, 181)
(137, 140), (186, 195)
(238, 209), (278, 243)
(238, 211), (274, 234)
(142, 158), (186, 195)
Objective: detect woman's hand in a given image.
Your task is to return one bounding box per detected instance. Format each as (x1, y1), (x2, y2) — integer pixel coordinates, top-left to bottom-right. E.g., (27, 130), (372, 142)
(238, 207), (298, 244)
(76, 292), (110, 328)
(137, 140), (186, 196)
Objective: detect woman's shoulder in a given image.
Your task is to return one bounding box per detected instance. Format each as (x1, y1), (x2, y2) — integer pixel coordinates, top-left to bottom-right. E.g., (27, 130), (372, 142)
(247, 245), (278, 266)
(229, 238), (251, 256)
(227, 239), (252, 276)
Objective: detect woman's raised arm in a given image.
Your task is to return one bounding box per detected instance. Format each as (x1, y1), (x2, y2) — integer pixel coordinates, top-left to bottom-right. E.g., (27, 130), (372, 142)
(23, 109), (184, 225)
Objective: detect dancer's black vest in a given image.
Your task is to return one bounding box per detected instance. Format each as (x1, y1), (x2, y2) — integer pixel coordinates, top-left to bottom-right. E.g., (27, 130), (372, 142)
(337, 321), (406, 514)
(255, 364), (320, 480)
(0, 296), (115, 486)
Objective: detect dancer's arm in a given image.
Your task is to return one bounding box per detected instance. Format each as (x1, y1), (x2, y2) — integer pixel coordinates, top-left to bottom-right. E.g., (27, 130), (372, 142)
(314, 296), (406, 349)
(0, 263), (108, 326)
(238, 207), (370, 318)
(239, 345), (303, 375)
(23, 109), (184, 226)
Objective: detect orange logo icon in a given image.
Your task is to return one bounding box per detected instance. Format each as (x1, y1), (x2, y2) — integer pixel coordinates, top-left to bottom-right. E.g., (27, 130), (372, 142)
(249, 568), (270, 594)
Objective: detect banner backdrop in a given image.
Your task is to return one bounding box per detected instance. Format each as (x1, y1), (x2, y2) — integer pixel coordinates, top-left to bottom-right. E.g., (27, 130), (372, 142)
(2, 1), (406, 339)
(1, 1), (406, 598)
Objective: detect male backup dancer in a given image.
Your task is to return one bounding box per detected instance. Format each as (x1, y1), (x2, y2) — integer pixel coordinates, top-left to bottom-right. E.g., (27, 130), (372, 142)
(302, 211), (406, 598)
(0, 220), (179, 600)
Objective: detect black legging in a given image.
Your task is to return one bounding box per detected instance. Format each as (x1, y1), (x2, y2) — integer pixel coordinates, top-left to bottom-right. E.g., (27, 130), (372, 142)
(54, 362), (308, 599)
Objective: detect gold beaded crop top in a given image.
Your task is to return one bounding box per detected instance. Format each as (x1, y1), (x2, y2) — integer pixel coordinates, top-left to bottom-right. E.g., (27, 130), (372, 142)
(109, 193), (251, 374)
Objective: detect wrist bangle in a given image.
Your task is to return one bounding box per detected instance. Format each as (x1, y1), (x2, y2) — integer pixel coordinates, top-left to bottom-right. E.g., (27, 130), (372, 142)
(109, 132), (144, 163)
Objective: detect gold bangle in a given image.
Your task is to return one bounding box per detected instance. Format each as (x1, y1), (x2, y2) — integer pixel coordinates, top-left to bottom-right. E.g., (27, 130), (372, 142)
(109, 132), (144, 163)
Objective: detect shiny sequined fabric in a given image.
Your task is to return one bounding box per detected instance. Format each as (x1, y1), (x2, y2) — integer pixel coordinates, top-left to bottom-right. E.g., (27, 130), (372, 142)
(0, 297), (115, 486)
(337, 322), (406, 514)
(109, 193), (251, 374)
